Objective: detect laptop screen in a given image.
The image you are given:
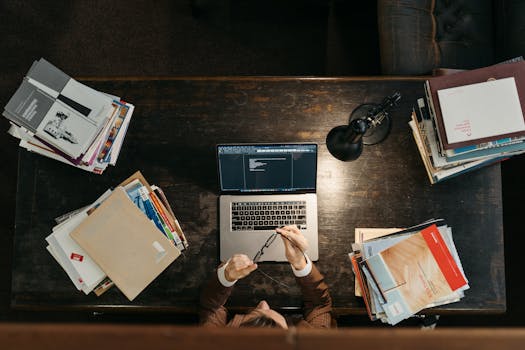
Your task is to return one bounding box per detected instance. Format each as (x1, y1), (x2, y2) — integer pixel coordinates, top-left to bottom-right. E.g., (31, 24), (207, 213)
(217, 143), (317, 193)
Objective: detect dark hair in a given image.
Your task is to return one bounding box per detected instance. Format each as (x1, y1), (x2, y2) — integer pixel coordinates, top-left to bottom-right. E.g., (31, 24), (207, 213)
(239, 314), (279, 328)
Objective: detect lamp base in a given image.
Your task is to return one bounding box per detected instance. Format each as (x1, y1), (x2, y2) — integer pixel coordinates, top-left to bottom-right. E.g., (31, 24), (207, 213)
(326, 125), (363, 161)
(349, 103), (392, 145)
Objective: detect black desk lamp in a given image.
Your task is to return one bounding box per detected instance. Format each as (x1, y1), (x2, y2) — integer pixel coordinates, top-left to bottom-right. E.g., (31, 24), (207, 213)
(326, 92), (402, 161)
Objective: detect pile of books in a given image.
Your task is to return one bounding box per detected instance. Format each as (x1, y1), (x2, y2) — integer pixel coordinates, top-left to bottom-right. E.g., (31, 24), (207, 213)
(349, 219), (469, 325)
(45, 171), (188, 301)
(3, 58), (134, 174)
(410, 59), (525, 184)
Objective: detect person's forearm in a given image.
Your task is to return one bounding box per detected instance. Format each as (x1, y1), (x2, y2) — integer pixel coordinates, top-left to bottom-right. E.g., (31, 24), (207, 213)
(199, 270), (233, 326)
(297, 264), (333, 327)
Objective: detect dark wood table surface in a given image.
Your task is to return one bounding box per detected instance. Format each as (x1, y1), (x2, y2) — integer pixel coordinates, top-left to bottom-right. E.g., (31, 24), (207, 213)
(11, 77), (505, 315)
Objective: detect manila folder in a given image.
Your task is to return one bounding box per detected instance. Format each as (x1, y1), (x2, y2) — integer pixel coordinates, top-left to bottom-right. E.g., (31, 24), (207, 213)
(70, 187), (180, 301)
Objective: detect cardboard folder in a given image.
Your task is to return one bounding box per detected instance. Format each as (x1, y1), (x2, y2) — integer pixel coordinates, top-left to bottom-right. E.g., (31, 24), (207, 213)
(70, 186), (180, 301)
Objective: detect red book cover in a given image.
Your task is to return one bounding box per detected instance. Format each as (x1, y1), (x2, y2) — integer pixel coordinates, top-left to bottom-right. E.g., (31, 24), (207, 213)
(421, 224), (467, 291)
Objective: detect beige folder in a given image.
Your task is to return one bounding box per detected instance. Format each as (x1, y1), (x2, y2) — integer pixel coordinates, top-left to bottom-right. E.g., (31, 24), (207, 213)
(71, 186), (180, 301)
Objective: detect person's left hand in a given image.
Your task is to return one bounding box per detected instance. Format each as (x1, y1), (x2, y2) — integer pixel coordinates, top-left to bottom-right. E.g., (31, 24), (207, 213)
(224, 254), (257, 282)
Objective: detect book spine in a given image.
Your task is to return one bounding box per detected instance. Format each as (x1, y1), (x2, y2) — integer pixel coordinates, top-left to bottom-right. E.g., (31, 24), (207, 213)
(152, 186), (188, 249)
(149, 192), (175, 233)
(409, 118), (437, 184)
(138, 187), (173, 240)
(108, 103), (134, 165)
(80, 101), (120, 164)
(445, 140), (525, 162)
(361, 260), (387, 304)
(433, 155), (508, 183)
(424, 81), (446, 156)
(149, 191), (182, 246)
(99, 102), (129, 162)
(349, 253), (375, 320)
(416, 98), (470, 168)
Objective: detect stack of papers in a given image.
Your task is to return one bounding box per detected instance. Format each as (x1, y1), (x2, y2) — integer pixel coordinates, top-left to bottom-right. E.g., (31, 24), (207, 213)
(349, 219), (469, 325)
(46, 171), (188, 300)
(410, 58), (525, 184)
(3, 58), (134, 174)
(46, 190), (111, 294)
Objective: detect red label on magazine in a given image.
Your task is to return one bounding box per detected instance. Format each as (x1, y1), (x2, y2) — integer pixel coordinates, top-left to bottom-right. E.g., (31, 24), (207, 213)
(70, 253), (84, 262)
(421, 224), (467, 291)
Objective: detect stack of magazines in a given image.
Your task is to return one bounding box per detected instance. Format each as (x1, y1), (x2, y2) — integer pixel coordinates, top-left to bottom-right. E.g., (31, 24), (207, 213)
(349, 219), (469, 325)
(3, 58), (134, 174)
(45, 171), (188, 300)
(409, 58), (525, 184)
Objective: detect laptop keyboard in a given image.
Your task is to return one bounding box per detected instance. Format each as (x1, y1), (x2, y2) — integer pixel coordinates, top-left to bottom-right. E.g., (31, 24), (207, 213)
(231, 200), (307, 231)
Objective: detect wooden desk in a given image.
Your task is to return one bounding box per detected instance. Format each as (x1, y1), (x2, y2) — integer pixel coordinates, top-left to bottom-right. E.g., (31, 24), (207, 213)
(11, 77), (505, 315)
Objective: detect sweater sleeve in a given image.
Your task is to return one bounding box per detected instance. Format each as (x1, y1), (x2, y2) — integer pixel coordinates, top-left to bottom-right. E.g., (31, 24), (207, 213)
(199, 269), (234, 327)
(296, 263), (334, 328)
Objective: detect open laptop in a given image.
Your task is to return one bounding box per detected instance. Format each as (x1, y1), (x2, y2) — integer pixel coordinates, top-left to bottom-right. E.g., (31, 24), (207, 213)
(217, 143), (319, 262)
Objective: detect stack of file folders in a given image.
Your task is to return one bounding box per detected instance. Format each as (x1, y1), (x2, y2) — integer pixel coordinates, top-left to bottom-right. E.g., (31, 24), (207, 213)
(410, 58), (525, 184)
(3, 58), (134, 174)
(349, 219), (469, 325)
(45, 171), (188, 301)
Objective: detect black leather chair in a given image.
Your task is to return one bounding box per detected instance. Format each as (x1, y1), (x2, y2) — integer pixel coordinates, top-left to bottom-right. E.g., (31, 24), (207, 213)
(377, 0), (525, 75)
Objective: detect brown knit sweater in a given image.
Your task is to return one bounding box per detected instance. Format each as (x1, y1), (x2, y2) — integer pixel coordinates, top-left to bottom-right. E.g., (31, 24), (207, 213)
(199, 264), (335, 328)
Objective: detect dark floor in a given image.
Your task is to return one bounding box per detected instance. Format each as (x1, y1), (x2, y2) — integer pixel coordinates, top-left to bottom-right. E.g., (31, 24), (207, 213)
(0, 0), (524, 327)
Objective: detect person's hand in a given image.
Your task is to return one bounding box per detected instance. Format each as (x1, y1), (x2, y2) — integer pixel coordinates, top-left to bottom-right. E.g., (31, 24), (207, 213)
(224, 254), (257, 282)
(276, 225), (308, 270)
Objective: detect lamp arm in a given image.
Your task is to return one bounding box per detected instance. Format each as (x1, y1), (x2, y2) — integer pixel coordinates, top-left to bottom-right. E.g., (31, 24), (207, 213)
(367, 111), (388, 127)
(365, 91), (401, 127)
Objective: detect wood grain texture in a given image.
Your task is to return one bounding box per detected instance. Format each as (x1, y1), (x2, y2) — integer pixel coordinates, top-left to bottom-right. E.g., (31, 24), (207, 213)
(1, 324), (525, 350)
(11, 78), (505, 314)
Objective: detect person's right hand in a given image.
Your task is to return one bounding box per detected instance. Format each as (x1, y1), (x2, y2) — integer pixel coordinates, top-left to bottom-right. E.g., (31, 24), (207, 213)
(224, 254), (257, 282)
(276, 225), (308, 270)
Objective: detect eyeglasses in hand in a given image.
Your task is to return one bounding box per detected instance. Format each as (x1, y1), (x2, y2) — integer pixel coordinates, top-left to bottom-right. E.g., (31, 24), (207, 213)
(253, 230), (311, 289)
(252, 233), (290, 289)
(253, 232), (278, 263)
